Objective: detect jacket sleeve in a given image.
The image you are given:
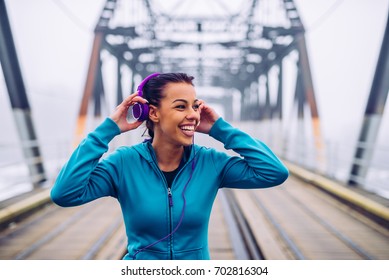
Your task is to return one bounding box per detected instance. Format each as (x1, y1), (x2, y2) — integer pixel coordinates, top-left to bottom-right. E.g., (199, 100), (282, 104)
(209, 118), (289, 189)
(50, 118), (122, 207)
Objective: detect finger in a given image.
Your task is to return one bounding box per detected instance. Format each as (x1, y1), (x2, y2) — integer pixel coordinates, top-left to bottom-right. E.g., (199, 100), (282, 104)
(120, 92), (140, 106)
(116, 94), (135, 110)
(120, 96), (148, 110)
(121, 92), (138, 104)
(127, 120), (144, 130)
(132, 96), (149, 104)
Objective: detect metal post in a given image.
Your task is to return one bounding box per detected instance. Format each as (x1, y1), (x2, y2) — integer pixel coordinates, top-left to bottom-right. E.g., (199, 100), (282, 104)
(74, 0), (118, 145)
(294, 64), (305, 165)
(295, 65), (305, 121)
(295, 35), (322, 150)
(251, 81), (260, 120)
(349, 12), (389, 186)
(264, 73), (271, 120)
(295, 35), (326, 171)
(116, 61), (123, 105)
(74, 32), (103, 146)
(274, 63), (283, 120)
(274, 63), (284, 155)
(130, 71), (135, 94)
(93, 57), (105, 118)
(0, 0), (46, 187)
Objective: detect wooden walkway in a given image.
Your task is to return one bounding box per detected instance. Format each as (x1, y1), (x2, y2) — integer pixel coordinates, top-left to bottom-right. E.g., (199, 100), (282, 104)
(0, 172), (388, 260)
(0, 192), (235, 260)
(230, 176), (389, 259)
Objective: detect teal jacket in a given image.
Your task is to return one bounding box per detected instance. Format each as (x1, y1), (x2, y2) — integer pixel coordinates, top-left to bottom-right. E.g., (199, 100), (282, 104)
(51, 117), (288, 260)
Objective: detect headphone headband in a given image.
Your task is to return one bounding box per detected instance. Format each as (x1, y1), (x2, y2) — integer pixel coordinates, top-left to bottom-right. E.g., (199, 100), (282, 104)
(137, 73), (160, 97)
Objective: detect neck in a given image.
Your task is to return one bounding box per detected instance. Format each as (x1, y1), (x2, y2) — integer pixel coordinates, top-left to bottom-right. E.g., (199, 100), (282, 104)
(152, 140), (184, 172)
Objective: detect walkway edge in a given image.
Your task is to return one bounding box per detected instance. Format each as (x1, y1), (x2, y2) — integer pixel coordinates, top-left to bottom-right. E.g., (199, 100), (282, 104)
(0, 188), (52, 227)
(1, 163), (388, 229)
(285, 160), (389, 224)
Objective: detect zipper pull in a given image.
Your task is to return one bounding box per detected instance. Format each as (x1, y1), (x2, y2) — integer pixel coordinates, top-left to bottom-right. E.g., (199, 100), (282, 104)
(168, 188), (173, 207)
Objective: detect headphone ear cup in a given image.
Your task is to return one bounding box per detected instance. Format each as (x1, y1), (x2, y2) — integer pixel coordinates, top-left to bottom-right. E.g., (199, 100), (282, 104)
(132, 102), (149, 121)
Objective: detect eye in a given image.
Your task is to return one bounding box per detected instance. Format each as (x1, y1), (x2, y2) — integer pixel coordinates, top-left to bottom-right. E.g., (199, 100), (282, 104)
(193, 104), (200, 111)
(175, 104), (186, 110)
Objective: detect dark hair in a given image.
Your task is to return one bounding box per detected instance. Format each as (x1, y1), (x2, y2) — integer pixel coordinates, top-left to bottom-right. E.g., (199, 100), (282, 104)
(142, 72), (195, 138)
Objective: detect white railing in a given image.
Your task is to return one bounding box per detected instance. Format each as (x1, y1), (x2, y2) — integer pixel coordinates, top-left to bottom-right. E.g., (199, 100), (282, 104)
(1, 120), (388, 202)
(0, 139), (72, 202)
(234, 120), (389, 200)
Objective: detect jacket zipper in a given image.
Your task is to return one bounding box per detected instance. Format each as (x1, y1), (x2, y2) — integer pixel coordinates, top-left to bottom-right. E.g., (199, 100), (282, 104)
(168, 187), (173, 207)
(148, 144), (196, 259)
(167, 187), (173, 259)
(149, 160), (175, 259)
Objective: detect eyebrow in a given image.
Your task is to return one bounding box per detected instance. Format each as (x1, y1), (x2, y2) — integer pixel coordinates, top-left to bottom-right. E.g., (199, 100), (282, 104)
(172, 99), (199, 104)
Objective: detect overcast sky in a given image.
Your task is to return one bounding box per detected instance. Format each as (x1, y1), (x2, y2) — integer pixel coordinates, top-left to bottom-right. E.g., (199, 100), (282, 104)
(1, 0), (389, 149)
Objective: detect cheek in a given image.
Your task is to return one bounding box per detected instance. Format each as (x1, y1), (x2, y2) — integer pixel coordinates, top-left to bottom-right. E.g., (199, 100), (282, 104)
(159, 113), (181, 132)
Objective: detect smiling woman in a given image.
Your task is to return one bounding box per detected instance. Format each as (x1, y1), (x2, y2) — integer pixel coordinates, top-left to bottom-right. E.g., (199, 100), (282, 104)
(50, 72), (289, 260)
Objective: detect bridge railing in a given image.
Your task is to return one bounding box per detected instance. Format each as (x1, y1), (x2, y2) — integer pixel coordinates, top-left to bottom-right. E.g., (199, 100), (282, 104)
(234, 120), (389, 200)
(1, 121), (388, 203)
(0, 139), (71, 202)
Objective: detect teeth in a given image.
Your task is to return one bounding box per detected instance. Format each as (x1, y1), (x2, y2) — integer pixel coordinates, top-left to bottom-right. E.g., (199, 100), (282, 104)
(181, 126), (195, 131)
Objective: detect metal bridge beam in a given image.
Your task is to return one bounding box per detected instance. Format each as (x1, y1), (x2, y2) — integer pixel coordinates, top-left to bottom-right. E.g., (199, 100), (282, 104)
(0, 0), (46, 187)
(74, 0), (320, 155)
(74, 33), (104, 145)
(349, 11), (389, 186)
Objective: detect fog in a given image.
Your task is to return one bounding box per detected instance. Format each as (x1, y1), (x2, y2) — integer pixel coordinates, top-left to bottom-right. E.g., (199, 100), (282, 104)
(1, 0), (388, 161)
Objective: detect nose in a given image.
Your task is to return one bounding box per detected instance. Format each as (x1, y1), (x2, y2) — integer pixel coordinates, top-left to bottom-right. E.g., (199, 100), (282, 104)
(186, 107), (200, 122)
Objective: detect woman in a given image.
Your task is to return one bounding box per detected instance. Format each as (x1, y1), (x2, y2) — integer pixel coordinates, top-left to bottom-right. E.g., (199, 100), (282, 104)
(51, 72), (289, 260)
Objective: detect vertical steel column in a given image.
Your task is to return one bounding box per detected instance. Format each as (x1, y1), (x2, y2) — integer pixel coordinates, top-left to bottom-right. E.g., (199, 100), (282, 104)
(93, 57), (105, 118)
(74, 32), (103, 145)
(243, 86), (250, 120)
(116, 61), (123, 105)
(264, 73), (271, 120)
(74, 0), (117, 145)
(349, 13), (389, 186)
(294, 35), (326, 171)
(273, 63), (283, 120)
(274, 63), (284, 155)
(129, 62), (136, 94)
(238, 85), (245, 120)
(295, 65), (305, 121)
(251, 80), (260, 120)
(295, 36), (322, 149)
(256, 71), (265, 120)
(295, 64), (305, 164)
(0, 0), (46, 187)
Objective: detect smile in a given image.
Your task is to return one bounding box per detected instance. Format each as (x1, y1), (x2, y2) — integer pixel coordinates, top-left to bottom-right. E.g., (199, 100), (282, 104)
(179, 125), (196, 137)
(180, 125), (195, 131)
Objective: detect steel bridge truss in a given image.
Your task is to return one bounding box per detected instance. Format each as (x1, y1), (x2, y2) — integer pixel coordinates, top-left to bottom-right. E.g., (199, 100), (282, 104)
(77, 0), (320, 141)
(3, 0), (387, 191)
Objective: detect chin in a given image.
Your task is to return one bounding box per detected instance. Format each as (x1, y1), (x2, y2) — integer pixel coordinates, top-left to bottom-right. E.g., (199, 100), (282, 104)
(179, 137), (194, 147)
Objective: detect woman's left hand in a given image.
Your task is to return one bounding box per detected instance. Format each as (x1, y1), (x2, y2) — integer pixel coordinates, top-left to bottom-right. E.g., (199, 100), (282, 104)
(196, 100), (220, 134)
(110, 92), (148, 133)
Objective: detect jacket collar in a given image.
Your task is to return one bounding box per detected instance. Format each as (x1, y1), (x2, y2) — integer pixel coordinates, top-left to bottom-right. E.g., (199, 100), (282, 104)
(132, 140), (197, 164)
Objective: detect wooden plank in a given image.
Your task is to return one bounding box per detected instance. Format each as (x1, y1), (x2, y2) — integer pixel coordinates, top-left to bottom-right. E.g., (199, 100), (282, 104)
(233, 189), (295, 259)
(208, 195), (235, 260)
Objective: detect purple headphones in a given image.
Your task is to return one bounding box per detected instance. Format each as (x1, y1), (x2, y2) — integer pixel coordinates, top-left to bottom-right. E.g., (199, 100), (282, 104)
(132, 72), (160, 121)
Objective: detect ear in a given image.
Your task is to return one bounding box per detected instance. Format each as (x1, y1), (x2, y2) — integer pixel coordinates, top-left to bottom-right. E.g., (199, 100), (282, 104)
(148, 105), (159, 123)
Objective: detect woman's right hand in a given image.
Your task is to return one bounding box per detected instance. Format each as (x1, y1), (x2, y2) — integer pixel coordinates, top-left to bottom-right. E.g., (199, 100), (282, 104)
(109, 92), (148, 133)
